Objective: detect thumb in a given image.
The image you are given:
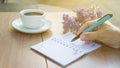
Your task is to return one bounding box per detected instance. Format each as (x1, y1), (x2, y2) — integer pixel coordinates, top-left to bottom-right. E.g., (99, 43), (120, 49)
(80, 32), (98, 41)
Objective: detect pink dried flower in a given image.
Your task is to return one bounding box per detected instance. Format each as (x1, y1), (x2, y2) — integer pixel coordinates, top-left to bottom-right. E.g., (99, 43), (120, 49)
(63, 13), (69, 20)
(70, 17), (80, 32)
(89, 11), (97, 20)
(96, 10), (103, 18)
(62, 7), (103, 34)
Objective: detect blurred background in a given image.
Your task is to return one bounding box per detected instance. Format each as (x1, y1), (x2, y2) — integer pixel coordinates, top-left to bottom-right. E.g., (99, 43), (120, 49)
(0, 0), (119, 12)
(0, 0), (120, 27)
(0, 0), (99, 9)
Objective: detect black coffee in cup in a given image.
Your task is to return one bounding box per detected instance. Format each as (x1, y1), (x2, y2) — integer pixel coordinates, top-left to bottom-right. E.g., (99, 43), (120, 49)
(24, 12), (43, 16)
(20, 9), (45, 29)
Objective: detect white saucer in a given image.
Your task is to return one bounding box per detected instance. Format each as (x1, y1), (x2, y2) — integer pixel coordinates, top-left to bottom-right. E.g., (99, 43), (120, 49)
(12, 18), (52, 33)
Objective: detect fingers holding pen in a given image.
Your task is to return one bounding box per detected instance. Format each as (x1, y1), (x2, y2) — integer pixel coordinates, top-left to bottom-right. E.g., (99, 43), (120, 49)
(77, 20), (98, 35)
(76, 20), (99, 43)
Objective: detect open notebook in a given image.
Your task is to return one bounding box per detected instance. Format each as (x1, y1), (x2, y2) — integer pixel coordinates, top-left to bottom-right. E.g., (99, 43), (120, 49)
(31, 32), (101, 67)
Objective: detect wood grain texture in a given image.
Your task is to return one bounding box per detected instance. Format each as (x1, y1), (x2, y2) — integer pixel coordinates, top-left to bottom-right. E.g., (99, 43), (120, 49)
(0, 1), (120, 68)
(0, 12), (47, 68)
(40, 1), (120, 68)
(42, 12), (120, 68)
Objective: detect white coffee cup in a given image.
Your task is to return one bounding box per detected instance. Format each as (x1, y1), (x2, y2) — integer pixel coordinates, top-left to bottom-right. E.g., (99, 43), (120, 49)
(20, 9), (45, 29)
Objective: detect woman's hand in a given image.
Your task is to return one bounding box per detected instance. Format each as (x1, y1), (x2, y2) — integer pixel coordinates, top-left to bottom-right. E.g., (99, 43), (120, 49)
(77, 20), (120, 48)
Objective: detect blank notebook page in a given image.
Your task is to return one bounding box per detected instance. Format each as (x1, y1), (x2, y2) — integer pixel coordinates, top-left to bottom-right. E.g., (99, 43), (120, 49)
(31, 32), (101, 67)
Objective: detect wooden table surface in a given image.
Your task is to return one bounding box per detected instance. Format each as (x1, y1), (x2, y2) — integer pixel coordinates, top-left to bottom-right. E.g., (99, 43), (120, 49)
(0, 4), (120, 68)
